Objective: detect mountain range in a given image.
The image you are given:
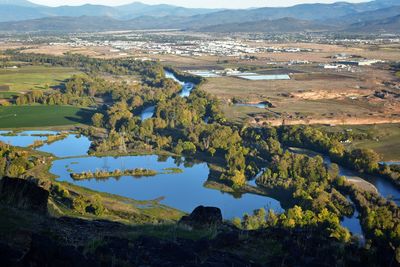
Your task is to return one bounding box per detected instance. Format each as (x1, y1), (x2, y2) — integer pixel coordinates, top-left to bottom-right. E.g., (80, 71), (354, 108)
(0, 0), (399, 33)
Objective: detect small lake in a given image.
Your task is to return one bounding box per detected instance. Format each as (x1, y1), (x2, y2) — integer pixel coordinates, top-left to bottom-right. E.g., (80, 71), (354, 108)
(188, 71), (221, 78)
(52, 155), (284, 219)
(140, 106), (156, 121)
(237, 74), (291, 81)
(235, 103), (267, 109)
(0, 131), (91, 158)
(0, 130), (62, 147)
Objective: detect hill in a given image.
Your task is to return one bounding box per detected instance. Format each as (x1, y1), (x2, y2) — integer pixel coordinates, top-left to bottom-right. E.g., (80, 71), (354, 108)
(346, 14), (400, 33)
(198, 17), (334, 33)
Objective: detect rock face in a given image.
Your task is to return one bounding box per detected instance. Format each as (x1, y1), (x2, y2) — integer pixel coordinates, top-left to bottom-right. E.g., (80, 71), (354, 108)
(0, 177), (48, 214)
(179, 206), (222, 228)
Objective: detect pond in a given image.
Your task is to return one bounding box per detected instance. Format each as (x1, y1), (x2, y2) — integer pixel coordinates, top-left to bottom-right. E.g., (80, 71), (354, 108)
(0, 131), (91, 158)
(52, 155), (284, 219)
(237, 74), (291, 81)
(0, 131), (55, 148)
(140, 106), (156, 121)
(235, 103), (267, 109)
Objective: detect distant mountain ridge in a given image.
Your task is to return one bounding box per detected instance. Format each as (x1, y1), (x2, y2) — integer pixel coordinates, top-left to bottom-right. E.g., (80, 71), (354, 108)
(0, 1), (222, 22)
(0, 0), (399, 33)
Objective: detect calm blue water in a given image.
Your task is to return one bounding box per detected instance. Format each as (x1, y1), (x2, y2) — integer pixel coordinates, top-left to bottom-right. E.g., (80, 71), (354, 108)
(0, 131), (49, 147)
(342, 197), (363, 236)
(52, 155), (283, 219)
(38, 134), (91, 158)
(0, 131), (91, 158)
(381, 162), (400, 166)
(165, 70), (195, 98)
(238, 74), (291, 81)
(140, 106), (156, 121)
(189, 71), (221, 78)
(1, 130), (284, 218)
(235, 103), (267, 109)
(342, 196), (365, 245)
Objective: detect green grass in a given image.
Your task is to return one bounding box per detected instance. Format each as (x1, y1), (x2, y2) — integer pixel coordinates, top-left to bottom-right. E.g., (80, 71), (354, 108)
(317, 124), (400, 161)
(0, 92), (19, 99)
(0, 65), (80, 92)
(0, 105), (94, 128)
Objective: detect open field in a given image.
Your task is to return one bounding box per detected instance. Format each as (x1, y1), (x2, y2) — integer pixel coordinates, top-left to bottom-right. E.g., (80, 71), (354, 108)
(0, 92), (19, 99)
(202, 65), (399, 124)
(0, 105), (93, 128)
(316, 124), (400, 161)
(0, 65), (80, 92)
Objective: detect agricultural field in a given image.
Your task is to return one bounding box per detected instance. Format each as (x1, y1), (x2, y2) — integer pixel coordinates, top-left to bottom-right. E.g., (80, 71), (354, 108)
(317, 124), (400, 161)
(0, 65), (80, 92)
(0, 105), (93, 128)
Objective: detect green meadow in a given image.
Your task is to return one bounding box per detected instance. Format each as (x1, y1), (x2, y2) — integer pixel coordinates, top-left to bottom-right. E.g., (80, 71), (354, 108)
(0, 65), (80, 92)
(0, 105), (93, 128)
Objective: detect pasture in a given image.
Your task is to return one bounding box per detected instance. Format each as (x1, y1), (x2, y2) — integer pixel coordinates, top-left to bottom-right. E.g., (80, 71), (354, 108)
(0, 105), (93, 128)
(317, 124), (400, 161)
(0, 65), (80, 92)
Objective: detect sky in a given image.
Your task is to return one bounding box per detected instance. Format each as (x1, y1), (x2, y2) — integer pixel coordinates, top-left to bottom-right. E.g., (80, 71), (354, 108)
(29, 0), (370, 9)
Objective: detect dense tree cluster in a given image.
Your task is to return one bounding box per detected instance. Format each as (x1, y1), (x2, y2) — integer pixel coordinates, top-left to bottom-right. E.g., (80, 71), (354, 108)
(279, 126), (400, 185)
(0, 142), (39, 177)
(257, 152), (353, 216)
(341, 183), (400, 263)
(234, 206), (351, 242)
(15, 90), (96, 107)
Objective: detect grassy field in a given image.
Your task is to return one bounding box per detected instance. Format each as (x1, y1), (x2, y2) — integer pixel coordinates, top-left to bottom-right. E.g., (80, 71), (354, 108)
(317, 124), (400, 161)
(0, 65), (80, 92)
(0, 92), (19, 99)
(0, 105), (93, 128)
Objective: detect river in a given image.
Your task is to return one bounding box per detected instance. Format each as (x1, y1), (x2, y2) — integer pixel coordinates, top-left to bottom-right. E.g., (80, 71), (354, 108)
(140, 70), (195, 121)
(288, 147), (400, 204)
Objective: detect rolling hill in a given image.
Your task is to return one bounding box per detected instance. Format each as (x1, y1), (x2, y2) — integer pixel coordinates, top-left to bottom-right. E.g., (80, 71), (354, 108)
(0, 0), (399, 33)
(198, 18), (335, 33)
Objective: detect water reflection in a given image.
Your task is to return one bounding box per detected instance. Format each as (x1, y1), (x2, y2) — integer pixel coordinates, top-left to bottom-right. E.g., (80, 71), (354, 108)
(52, 155), (284, 219)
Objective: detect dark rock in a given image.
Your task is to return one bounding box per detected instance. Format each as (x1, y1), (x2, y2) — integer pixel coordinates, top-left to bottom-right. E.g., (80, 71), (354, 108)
(179, 206), (222, 229)
(0, 177), (48, 214)
(22, 234), (96, 267)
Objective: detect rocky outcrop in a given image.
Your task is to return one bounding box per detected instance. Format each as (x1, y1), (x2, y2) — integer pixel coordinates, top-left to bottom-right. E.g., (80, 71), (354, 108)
(179, 206), (223, 229)
(0, 177), (48, 214)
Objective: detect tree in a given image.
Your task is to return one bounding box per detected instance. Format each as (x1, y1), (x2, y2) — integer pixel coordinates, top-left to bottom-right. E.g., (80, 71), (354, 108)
(91, 113), (104, 128)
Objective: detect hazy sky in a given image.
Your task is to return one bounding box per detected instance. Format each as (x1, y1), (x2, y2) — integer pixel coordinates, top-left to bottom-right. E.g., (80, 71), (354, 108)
(30, 0), (370, 8)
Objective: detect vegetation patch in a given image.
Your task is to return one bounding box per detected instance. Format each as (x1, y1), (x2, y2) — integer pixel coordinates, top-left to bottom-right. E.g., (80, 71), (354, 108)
(0, 105), (93, 128)
(0, 65), (80, 92)
(70, 168), (158, 180)
(163, 167), (184, 174)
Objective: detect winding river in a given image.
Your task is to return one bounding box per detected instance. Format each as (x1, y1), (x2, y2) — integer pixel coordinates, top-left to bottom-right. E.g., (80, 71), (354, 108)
(140, 70), (195, 121)
(288, 147), (400, 204)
